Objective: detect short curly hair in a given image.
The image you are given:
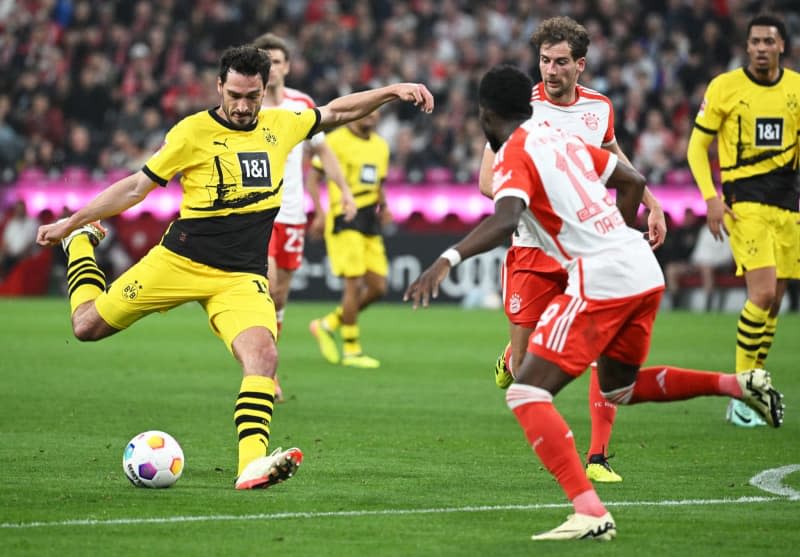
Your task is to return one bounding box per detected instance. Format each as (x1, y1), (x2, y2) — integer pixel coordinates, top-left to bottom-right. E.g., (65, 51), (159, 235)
(530, 16), (590, 60)
(218, 45), (271, 87)
(479, 65), (534, 120)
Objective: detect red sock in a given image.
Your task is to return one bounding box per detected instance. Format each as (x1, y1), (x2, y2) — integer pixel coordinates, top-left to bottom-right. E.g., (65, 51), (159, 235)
(587, 364), (616, 458)
(629, 366), (737, 403)
(508, 388), (593, 502)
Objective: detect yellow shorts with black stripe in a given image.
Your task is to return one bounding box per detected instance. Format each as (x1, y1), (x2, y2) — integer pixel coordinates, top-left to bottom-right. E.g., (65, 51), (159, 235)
(95, 245), (276, 351)
(724, 202), (797, 278)
(324, 229), (388, 278)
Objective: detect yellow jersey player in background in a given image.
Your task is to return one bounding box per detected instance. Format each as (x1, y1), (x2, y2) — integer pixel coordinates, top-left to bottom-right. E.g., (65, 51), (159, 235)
(687, 13), (800, 427)
(36, 45), (434, 489)
(308, 109), (391, 368)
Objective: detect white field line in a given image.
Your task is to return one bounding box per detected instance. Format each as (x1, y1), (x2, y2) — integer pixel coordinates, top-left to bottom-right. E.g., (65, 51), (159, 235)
(0, 495), (790, 529)
(749, 464), (800, 499)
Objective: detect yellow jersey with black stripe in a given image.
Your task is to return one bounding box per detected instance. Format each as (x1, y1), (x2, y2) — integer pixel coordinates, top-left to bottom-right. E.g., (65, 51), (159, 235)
(314, 126), (389, 235)
(143, 107), (320, 274)
(694, 67), (800, 210)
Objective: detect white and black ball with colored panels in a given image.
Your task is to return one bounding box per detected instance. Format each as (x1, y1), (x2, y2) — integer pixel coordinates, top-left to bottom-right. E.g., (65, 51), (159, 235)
(123, 430), (184, 488)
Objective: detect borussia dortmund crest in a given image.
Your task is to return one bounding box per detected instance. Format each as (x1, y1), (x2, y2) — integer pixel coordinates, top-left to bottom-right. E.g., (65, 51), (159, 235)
(263, 127), (277, 145)
(122, 280), (143, 300)
(787, 93), (798, 114)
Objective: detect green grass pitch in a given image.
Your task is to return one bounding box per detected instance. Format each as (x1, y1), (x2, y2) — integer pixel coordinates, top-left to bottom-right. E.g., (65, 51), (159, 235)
(1, 298), (798, 556)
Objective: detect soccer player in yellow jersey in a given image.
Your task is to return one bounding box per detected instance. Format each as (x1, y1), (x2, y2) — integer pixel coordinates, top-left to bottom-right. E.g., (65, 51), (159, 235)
(687, 13), (800, 427)
(307, 109), (390, 368)
(35, 45), (434, 489)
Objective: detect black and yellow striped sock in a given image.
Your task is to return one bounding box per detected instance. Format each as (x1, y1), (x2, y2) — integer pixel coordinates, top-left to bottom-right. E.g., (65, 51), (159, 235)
(755, 314), (778, 368)
(735, 300), (769, 372)
(66, 235), (106, 314)
(322, 306), (343, 332)
(341, 323), (361, 356)
(235, 375), (275, 476)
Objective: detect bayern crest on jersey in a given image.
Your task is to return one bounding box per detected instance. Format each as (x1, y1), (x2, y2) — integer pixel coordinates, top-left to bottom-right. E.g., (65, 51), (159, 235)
(581, 112), (599, 131)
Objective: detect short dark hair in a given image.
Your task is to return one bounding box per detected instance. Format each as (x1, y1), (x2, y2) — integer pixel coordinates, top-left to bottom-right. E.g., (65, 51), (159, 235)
(251, 32), (290, 61)
(479, 65), (533, 120)
(747, 13), (787, 42)
(530, 16), (590, 60)
(218, 46), (271, 86)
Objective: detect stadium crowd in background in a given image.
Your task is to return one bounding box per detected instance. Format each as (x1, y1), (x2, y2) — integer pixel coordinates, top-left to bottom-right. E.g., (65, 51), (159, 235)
(1, 1), (798, 310)
(1, 0), (798, 186)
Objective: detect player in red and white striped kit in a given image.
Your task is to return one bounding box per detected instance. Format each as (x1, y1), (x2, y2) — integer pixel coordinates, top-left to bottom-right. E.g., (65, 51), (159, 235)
(478, 17), (667, 482)
(405, 65), (782, 541)
(253, 33), (356, 400)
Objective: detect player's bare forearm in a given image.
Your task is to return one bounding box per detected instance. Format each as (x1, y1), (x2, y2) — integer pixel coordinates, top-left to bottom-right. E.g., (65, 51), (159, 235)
(404, 197), (523, 308)
(642, 187), (667, 249)
(317, 84), (433, 131)
(450, 206), (519, 260)
(36, 171), (157, 246)
(608, 163), (646, 226)
(71, 172), (155, 224)
(314, 142), (349, 198)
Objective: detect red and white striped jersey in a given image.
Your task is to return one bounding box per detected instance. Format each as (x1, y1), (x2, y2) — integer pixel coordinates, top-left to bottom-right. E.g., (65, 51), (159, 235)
(513, 82), (617, 248)
(263, 87), (324, 224)
(492, 120), (664, 299)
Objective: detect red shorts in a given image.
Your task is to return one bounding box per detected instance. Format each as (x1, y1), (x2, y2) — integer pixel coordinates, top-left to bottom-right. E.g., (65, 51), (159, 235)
(528, 288), (664, 375)
(268, 222), (306, 271)
(501, 246), (568, 327)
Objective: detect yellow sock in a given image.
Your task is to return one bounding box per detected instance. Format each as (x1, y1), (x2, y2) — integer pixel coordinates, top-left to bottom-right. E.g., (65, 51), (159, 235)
(235, 375), (275, 476)
(322, 306), (343, 331)
(341, 323), (361, 356)
(755, 314), (778, 368)
(735, 300), (768, 372)
(66, 235), (106, 314)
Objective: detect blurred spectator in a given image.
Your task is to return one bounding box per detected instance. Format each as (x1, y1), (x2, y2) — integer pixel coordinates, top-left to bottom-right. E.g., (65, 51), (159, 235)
(62, 123), (97, 169)
(0, 94), (25, 181)
(0, 200), (39, 278)
(662, 209), (736, 311)
(22, 136), (64, 176)
(62, 57), (114, 131)
(391, 124), (428, 183)
(97, 129), (145, 173)
(21, 92), (66, 148)
(0, 0), (796, 197)
(634, 108), (677, 183)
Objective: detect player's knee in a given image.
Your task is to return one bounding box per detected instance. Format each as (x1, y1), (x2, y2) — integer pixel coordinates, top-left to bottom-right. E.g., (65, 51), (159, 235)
(245, 340), (279, 375)
(71, 318), (103, 342)
(748, 288), (777, 310)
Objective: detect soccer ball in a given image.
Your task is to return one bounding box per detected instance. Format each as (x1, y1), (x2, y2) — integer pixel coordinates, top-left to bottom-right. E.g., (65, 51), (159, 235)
(123, 430), (184, 488)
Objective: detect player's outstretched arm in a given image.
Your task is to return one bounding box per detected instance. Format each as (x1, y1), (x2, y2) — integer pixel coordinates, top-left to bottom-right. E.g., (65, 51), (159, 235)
(316, 84), (434, 132)
(36, 170), (158, 247)
(404, 197), (524, 309)
(311, 140), (356, 221)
